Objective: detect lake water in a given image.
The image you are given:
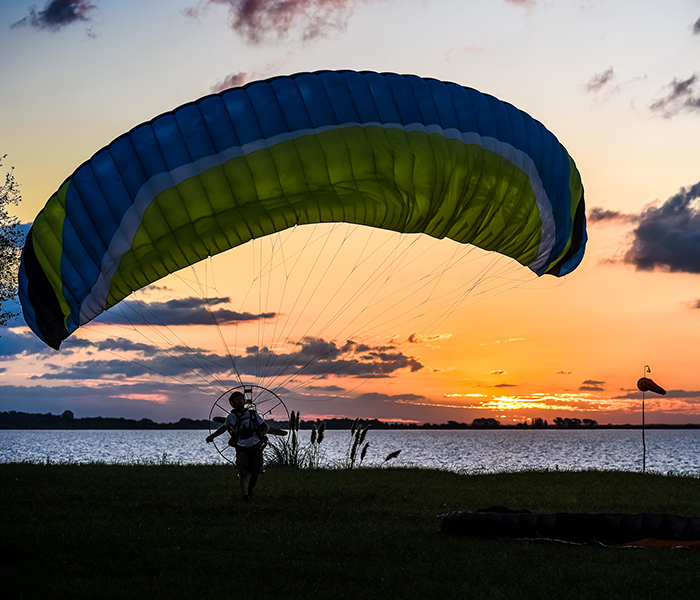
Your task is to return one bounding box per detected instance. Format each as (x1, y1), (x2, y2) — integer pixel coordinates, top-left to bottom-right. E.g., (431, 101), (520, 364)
(2, 428), (699, 475)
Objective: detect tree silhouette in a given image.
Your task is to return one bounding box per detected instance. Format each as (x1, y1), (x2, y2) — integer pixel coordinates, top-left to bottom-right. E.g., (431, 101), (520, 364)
(0, 154), (22, 327)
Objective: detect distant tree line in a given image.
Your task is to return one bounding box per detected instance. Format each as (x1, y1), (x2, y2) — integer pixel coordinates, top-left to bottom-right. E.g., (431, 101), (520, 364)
(2, 411), (698, 430)
(514, 417), (599, 428)
(0, 411), (211, 430)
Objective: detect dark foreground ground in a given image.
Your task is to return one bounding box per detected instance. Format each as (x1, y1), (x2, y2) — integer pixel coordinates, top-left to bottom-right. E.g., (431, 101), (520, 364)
(2, 464), (699, 599)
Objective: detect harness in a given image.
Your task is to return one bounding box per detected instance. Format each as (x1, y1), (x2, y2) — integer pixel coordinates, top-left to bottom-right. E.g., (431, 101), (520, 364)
(227, 409), (267, 451)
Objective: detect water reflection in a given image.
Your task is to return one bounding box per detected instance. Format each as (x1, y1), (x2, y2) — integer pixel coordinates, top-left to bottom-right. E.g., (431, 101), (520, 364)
(1, 428), (699, 475)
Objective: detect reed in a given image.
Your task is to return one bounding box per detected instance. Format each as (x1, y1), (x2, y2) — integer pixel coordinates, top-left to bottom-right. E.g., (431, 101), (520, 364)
(266, 412), (326, 469)
(343, 423), (402, 469)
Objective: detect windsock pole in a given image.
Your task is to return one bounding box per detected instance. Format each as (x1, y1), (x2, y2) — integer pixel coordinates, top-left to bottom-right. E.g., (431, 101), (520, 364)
(636, 369), (666, 474)
(642, 365), (650, 474)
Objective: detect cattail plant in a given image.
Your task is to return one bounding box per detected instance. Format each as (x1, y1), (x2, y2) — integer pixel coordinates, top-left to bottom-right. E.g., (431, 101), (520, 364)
(266, 413), (326, 469)
(290, 410), (299, 461)
(360, 442), (369, 465)
(358, 425), (370, 445)
(347, 422), (372, 468)
(307, 420), (326, 468)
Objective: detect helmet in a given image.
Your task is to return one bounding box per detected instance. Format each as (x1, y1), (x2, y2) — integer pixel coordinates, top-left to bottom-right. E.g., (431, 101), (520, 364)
(229, 391), (245, 406)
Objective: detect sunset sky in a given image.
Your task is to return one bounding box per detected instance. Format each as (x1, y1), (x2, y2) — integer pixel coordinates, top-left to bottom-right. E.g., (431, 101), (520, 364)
(2, 0), (700, 425)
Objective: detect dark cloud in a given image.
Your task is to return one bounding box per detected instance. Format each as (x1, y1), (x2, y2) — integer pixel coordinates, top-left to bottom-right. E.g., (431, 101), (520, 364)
(12, 0), (97, 32)
(239, 337), (424, 379)
(588, 207), (638, 224)
(694, 16), (700, 35)
(25, 336), (424, 382)
(353, 391), (427, 405)
(580, 385), (604, 392)
(304, 384), (346, 393)
(650, 73), (700, 117)
(98, 297), (276, 327)
(580, 379), (605, 392)
(585, 67), (615, 93)
(617, 389), (700, 401)
(0, 329), (60, 358)
(31, 353), (225, 380)
(0, 332), (195, 361)
(31, 335), (231, 381)
(185, 0), (365, 45)
(80, 337), (175, 357)
(625, 182), (700, 272)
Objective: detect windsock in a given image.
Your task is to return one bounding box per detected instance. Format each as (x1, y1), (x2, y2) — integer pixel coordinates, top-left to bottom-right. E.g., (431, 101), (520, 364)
(637, 377), (666, 395)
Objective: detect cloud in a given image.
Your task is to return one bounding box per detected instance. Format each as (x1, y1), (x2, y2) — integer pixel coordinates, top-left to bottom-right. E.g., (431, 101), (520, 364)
(30, 351), (229, 381)
(585, 67), (616, 94)
(650, 73), (700, 117)
(27, 334), (233, 381)
(211, 72), (250, 93)
(97, 297), (276, 326)
(185, 0), (368, 45)
(406, 333), (452, 344)
(82, 337), (177, 357)
(24, 335), (424, 382)
(237, 337), (424, 378)
(489, 370), (507, 375)
(579, 379), (605, 392)
(303, 384), (346, 393)
(480, 337), (524, 346)
(555, 370), (572, 375)
(354, 391), (428, 406)
(588, 207), (638, 224)
(12, 0), (98, 32)
(0, 329), (59, 358)
(617, 389), (700, 400)
(694, 16), (700, 34)
(625, 182), (700, 272)
(210, 55), (293, 93)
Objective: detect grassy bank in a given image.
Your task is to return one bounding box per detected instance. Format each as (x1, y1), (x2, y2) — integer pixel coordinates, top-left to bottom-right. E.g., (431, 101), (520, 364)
(2, 464), (699, 599)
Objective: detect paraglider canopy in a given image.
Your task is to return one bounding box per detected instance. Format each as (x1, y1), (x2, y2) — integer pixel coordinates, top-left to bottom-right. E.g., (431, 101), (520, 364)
(19, 70), (586, 351)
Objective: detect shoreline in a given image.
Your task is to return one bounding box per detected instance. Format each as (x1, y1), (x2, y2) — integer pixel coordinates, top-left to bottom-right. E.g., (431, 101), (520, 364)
(2, 411), (700, 430)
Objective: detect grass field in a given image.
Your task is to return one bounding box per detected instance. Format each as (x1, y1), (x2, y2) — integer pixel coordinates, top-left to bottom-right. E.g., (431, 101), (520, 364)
(2, 463), (700, 599)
